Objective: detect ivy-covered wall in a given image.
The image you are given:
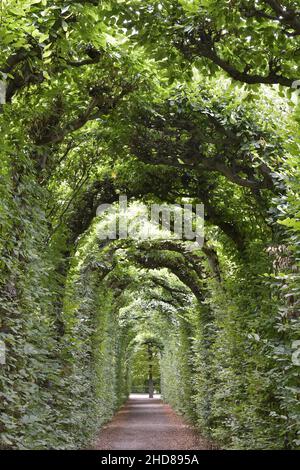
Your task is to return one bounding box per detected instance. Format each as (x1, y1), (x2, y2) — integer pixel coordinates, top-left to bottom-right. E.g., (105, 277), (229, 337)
(1, 0), (300, 451)
(158, 247), (300, 450)
(0, 224), (131, 449)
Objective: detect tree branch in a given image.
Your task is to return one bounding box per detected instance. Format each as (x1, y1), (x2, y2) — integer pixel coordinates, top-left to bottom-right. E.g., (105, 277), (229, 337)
(197, 44), (294, 87)
(132, 249), (205, 302)
(176, 32), (296, 87)
(263, 0), (300, 35)
(199, 156), (274, 190)
(36, 85), (133, 147)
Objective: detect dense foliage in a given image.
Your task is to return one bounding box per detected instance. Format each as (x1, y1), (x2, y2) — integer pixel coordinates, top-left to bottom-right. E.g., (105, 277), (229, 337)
(0, 0), (300, 450)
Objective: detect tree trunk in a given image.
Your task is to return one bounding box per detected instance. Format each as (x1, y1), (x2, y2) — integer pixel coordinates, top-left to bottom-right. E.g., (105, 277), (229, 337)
(148, 344), (154, 398)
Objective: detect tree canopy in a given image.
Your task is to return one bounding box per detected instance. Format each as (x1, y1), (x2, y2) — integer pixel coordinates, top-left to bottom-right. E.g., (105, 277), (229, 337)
(0, 0), (300, 450)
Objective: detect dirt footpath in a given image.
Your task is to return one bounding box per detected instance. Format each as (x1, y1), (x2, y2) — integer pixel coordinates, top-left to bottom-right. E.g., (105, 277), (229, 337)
(93, 394), (214, 450)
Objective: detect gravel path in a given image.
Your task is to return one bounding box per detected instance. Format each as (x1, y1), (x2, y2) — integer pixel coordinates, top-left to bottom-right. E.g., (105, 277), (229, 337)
(93, 394), (214, 450)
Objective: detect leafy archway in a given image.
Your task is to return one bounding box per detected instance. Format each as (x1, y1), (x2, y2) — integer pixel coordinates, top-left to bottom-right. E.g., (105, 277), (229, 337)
(1, 0), (299, 450)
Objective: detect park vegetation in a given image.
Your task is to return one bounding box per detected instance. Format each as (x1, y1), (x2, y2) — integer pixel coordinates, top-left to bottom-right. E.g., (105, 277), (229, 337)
(0, 0), (300, 449)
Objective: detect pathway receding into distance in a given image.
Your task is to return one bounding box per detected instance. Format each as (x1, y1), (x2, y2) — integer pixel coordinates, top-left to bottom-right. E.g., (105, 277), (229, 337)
(93, 394), (214, 450)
